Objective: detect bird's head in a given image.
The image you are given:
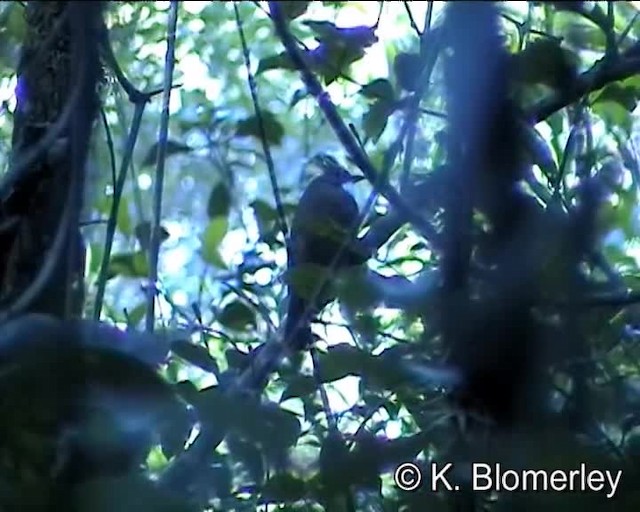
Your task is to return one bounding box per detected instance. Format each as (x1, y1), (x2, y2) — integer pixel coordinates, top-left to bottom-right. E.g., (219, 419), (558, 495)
(309, 153), (365, 186)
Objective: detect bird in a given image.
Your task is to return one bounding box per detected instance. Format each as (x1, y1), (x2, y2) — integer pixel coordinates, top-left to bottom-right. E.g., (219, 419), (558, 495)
(284, 154), (370, 350)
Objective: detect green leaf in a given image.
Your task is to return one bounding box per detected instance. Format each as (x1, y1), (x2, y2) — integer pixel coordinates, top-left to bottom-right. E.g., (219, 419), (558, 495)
(227, 435), (265, 483)
(304, 21), (378, 51)
(171, 340), (219, 374)
(279, 1), (311, 20)
(74, 474), (196, 512)
(219, 301), (256, 331)
(236, 111), (285, 146)
(335, 267), (377, 311)
(319, 431), (351, 490)
(360, 78), (395, 102)
(117, 196), (133, 236)
(158, 402), (192, 459)
(262, 474), (307, 502)
(307, 41), (362, 85)
(252, 199), (278, 240)
(546, 111), (565, 137)
(146, 446), (169, 473)
(107, 251), (149, 280)
(321, 0), (347, 7)
(225, 347), (252, 370)
(257, 23), (377, 85)
(196, 387), (301, 453)
(592, 83), (640, 112)
(174, 380), (200, 405)
(201, 217), (228, 268)
(256, 52), (295, 74)
(141, 139), (192, 168)
(365, 350), (459, 391)
(2, 2), (26, 42)
(512, 39), (578, 91)
(285, 264), (336, 303)
(317, 343), (369, 382)
(280, 375), (316, 402)
(134, 221), (170, 251)
(393, 52), (422, 92)
(592, 100), (633, 134)
(351, 313), (380, 340)
(302, 21), (378, 84)
(207, 182), (232, 219)
(554, 11), (607, 53)
(88, 242), (105, 275)
(251, 199), (277, 221)
(363, 98), (396, 142)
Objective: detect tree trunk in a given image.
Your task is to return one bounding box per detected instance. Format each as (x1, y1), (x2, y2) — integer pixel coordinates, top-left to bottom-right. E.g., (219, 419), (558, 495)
(0, 1), (102, 320)
(0, 2), (103, 509)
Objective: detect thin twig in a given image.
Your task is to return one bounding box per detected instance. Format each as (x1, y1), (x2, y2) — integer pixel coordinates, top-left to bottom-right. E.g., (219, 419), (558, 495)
(403, 1), (421, 36)
(99, 107), (117, 186)
(233, 2), (288, 239)
(145, 0), (179, 333)
(93, 22), (180, 320)
(617, 10), (640, 48)
(400, 3), (437, 191)
(93, 102), (146, 320)
(606, 1), (616, 58)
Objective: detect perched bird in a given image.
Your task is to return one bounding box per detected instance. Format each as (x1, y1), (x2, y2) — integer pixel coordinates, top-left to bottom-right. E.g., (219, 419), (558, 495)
(285, 155), (370, 350)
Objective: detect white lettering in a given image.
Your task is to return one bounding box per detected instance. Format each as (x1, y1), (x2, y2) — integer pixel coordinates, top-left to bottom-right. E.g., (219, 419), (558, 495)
(431, 462), (454, 491)
(605, 470), (622, 499)
(501, 469), (519, 491)
(472, 463), (493, 491)
(522, 469), (548, 490)
(587, 470), (604, 492)
(451, 463), (621, 497)
(549, 470), (567, 491)
(567, 469), (580, 491)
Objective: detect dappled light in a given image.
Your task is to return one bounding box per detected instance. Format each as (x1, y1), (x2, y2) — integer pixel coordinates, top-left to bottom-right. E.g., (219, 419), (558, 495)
(1, 1), (640, 511)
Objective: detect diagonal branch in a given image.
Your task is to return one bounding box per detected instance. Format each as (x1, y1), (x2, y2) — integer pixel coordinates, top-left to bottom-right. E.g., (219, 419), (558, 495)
(528, 44), (640, 123)
(268, 1), (440, 248)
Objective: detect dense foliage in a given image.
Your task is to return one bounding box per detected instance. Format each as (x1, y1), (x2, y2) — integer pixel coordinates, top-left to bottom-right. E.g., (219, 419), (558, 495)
(3, 1), (640, 511)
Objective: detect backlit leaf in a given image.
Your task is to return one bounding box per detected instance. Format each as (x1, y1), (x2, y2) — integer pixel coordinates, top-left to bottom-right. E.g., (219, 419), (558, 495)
(360, 78), (395, 102)
(201, 217), (228, 268)
(207, 182), (232, 219)
(142, 139), (192, 168)
(236, 111), (285, 146)
(219, 301), (256, 331)
(107, 251), (149, 280)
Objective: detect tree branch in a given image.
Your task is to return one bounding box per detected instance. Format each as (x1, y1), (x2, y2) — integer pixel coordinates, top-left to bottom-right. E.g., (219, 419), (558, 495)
(528, 45), (640, 123)
(268, 1), (440, 248)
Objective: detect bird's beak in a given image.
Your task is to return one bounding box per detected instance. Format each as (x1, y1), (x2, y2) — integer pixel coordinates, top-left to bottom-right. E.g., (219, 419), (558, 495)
(351, 175), (365, 184)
